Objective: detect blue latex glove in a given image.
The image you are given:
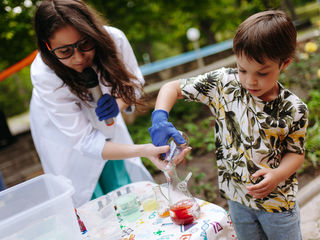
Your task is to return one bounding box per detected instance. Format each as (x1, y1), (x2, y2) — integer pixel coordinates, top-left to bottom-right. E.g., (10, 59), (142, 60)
(95, 94), (119, 121)
(149, 109), (186, 146)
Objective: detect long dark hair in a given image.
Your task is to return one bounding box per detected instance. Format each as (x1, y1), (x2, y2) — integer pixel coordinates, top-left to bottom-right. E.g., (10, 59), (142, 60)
(34, 0), (143, 105)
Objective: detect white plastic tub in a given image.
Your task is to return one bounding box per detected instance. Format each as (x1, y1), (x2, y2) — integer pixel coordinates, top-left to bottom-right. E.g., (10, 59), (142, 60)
(0, 174), (82, 240)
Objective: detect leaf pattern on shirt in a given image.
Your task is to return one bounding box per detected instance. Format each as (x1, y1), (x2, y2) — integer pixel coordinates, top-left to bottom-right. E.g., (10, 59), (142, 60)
(180, 67), (309, 212)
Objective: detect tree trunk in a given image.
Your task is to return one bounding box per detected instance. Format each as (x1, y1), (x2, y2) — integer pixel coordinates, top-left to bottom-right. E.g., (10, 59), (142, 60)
(283, 0), (298, 20)
(199, 19), (217, 45)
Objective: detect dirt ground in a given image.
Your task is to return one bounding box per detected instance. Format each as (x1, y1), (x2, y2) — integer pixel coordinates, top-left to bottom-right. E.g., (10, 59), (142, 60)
(153, 151), (320, 210)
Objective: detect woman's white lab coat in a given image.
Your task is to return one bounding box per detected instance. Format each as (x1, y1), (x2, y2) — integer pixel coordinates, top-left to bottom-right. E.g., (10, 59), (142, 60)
(29, 26), (153, 207)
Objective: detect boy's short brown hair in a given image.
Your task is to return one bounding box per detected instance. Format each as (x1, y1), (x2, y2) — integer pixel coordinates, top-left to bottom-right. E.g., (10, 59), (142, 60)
(233, 10), (296, 65)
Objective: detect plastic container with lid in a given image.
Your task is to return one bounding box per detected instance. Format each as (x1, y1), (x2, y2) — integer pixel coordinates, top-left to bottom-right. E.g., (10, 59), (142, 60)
(0, 174), (82, 240)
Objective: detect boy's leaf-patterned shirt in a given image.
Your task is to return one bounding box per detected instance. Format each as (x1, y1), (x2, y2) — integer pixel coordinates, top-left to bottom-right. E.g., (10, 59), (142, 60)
(180, 68), (308, 212)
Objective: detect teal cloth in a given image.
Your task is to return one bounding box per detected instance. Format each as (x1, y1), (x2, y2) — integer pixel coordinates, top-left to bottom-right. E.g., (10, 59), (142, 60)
(91, 160), (131, 200)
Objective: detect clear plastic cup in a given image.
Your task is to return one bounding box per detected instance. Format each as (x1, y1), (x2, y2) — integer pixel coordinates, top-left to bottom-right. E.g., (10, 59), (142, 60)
(141, 191), (157, 212)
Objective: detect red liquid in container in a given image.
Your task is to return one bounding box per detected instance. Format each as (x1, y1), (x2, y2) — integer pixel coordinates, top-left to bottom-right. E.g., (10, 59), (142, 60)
(169, 199), (198, 225)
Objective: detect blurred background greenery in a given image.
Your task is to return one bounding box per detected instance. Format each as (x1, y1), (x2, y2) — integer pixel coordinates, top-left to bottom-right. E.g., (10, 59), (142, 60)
(0, 0), (317, 66)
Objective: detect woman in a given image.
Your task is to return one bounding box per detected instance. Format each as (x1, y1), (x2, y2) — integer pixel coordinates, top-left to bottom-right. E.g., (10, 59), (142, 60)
(30, 0), (189, 207)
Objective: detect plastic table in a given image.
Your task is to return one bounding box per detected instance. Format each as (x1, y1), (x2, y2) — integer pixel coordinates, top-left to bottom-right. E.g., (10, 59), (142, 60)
(77, 181), (237, 240)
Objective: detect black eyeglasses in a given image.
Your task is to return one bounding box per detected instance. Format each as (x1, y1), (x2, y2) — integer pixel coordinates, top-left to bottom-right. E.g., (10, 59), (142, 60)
(46, 38), (95, 59)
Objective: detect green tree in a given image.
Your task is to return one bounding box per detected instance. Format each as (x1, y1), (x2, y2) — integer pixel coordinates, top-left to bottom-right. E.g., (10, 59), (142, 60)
(86, 0), (282, 62)
(2, 0), (309, 67)
(0, 0), (38, 68)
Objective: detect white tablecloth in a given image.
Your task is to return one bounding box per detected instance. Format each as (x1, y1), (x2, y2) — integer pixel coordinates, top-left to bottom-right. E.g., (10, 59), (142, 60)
(77, 181), (237, 240)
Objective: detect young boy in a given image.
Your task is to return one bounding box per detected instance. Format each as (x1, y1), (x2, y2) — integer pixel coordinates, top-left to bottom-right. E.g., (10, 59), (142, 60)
(149, 10), (308, 240)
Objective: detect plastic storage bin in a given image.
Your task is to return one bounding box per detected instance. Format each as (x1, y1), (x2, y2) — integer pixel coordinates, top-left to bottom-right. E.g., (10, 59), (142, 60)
(0, 174), (82, 240)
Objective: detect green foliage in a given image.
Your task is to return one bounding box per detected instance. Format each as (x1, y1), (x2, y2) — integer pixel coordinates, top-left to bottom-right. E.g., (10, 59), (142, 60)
(1, 0), (319, 68)
(189, 168), (217, 202)
(303, 121), (320, 169)
(0, 0), (38, 66)
(307, 90), (320, 123)
(280, 34), (320, 172)
(0, 66), (32, 117)
(85, 0), (288, 62)
(301, 90), (320, 170)
(280, 45), (320, 90)
(126, 110), (152, 145)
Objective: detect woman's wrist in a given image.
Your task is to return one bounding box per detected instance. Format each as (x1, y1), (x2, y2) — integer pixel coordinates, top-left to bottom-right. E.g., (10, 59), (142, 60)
(102, 141), (144, 160)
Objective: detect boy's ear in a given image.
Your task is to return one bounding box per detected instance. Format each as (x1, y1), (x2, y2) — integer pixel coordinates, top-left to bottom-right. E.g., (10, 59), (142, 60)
(281, 58), (292, 70)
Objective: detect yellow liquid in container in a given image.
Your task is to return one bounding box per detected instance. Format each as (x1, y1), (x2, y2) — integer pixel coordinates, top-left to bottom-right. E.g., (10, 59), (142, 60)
(142, 198), (157, 211)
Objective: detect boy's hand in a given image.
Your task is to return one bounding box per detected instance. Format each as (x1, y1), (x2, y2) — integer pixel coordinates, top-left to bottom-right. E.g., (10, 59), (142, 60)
(149, 109), (186, 146)
(246, 168), (281, 199)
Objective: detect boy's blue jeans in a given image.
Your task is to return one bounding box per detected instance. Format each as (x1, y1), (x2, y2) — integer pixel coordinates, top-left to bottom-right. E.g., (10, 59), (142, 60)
(228, 200), (302, 240)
